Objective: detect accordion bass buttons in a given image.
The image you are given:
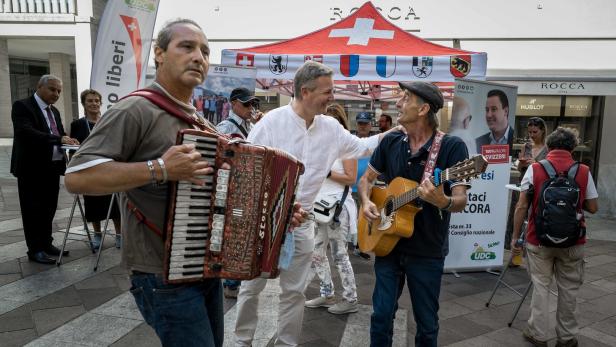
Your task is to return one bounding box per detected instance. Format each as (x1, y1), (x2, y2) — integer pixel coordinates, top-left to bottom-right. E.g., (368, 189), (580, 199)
(210, 168), (230, 252)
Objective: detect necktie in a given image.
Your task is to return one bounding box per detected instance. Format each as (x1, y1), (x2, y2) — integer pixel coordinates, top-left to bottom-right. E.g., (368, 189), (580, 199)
(45, 106), (60, 136)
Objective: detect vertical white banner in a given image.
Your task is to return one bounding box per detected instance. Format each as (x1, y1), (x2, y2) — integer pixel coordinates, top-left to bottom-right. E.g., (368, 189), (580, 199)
(445, 79), (518, 271)
(90, 0), (160, 111)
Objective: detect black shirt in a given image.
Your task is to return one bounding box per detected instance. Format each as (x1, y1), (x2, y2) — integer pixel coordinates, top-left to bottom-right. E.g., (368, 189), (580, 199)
(369, 131), (469, 258)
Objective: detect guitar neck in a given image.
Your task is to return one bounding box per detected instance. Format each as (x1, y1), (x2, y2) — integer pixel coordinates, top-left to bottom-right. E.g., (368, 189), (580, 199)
(391, 176), (439, 212)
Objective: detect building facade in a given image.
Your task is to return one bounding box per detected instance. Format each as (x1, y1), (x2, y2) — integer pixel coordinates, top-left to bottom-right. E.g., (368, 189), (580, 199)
(0, 0), (106, 136)
(2, 0), (615, 217)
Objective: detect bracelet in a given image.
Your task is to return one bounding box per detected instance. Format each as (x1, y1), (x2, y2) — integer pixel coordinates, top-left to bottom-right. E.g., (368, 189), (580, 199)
(442, 196), (453, 211)
(146, 160), (157, 185)
(156, 158), (168, 184)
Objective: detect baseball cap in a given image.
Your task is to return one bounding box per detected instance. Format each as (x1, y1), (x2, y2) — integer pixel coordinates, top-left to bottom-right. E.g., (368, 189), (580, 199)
(398, 82), (444, 112)
(229, 87), (258, 103)
(356, 112), (373, 123)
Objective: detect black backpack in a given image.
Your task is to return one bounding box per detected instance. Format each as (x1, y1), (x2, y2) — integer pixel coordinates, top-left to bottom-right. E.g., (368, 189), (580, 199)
(534, 160), (585, 248)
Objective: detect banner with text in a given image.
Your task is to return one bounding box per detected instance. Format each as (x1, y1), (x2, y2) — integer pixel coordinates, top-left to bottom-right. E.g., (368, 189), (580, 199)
(90, 0), (159, 112)
(445, 79), (518, 271)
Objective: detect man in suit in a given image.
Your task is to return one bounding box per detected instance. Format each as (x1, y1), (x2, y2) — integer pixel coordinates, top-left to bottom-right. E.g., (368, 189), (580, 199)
(11, 74), (79, 264)
(475, 89), (514, 153)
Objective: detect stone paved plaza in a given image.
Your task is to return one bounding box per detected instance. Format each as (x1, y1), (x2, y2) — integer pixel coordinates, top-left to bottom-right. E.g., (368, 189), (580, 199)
(1, 142), (615, 346)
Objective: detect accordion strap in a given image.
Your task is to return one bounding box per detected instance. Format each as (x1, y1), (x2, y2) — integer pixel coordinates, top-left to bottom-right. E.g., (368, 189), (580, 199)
(126, 199), (163, 238)
(124, 88), (212, 131)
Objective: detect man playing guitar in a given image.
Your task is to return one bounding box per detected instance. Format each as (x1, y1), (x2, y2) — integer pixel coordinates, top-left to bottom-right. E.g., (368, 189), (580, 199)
(358, 82), (470, 347)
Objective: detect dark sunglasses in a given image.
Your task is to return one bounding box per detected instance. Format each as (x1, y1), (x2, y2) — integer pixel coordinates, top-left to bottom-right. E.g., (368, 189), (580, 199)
(245, 102), (260, 109)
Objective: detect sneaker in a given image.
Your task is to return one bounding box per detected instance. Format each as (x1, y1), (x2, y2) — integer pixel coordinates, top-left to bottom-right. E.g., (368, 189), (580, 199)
(555, 338), (578, 347)
(522, 328), (548, 347)
(90, 234), (102, 251)
(328, 300), (358, 314)
(305, 296), (335, 308)
(224, 286), (238, 299)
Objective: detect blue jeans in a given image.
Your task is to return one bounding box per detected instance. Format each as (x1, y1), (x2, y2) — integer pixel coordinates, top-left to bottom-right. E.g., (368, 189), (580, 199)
(129, 272), (224, 347)
(370, 253), (444, 347)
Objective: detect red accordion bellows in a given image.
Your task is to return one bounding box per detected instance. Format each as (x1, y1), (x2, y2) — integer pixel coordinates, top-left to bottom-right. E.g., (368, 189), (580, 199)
(163, 129), (304, 284)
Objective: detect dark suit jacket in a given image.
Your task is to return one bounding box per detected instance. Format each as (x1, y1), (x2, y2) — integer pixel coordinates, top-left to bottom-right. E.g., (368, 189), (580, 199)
(10, 95), (67, 177)
(475, 127), (514, 154)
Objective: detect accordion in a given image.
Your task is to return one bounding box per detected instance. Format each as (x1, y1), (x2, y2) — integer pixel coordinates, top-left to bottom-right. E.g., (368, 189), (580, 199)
(163, 129), (304, 284)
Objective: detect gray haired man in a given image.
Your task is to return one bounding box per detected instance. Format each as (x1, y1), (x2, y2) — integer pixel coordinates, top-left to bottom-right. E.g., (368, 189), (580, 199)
(234, 61), (398, 346)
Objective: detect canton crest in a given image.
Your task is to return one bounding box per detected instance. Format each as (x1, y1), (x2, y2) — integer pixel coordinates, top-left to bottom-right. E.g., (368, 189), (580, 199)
(450, 55), (471, 78)
(269, 54), (288, 75)
(412, 56), (433, 78)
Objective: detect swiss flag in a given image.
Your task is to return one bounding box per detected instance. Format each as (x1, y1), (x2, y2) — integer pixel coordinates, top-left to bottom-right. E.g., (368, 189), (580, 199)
(236, 53), (254, 67)
(304, 55), (323, 63)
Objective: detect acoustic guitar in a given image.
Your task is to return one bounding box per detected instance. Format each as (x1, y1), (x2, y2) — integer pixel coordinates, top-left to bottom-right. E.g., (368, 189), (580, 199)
(358, 155), (488, 257)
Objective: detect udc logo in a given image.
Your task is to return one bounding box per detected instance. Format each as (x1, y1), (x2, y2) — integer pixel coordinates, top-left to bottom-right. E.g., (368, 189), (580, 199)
(269, 55), (288, 75)
(470, 243), (496, 261)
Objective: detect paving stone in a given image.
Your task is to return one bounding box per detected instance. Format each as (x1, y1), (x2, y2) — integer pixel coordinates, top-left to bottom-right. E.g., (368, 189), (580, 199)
(576, 329), (614, 347)
(0, 305), (34, 333)
(0, 273), (21, 286)
(587, 317), (616, 338)
(445, 334), (502, 347)
(29, 286), (83, 311)
(74, 271), (118, 290)
(112, 273), (131, 291)
(32, 305), (86, 335)
(26, 312), (142, 347)
(77, 286), (123, 311)
(439, 315), (493, 345)
(585, 254), (616, 268)
(0, 328), (38, 347)
(482, 327), (530, 347)
(109, 323), (160, 347)
(439, 300), (475, 320)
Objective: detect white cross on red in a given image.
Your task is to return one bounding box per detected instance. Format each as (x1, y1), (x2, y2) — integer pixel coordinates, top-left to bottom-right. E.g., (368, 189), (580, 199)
(329, 18), (394, 46)
(127, 21), (137, 31)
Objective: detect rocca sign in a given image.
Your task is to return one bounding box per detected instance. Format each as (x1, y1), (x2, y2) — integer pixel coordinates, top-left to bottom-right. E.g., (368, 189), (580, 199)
(541, 82), (586, 92)
(329, 5), (420, 23)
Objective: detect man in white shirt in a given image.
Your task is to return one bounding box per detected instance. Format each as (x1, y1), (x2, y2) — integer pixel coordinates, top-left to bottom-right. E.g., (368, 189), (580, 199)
(234, 61), (395, 346)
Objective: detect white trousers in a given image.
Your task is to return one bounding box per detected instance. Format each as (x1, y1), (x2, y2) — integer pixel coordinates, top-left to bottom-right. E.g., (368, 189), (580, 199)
(234, 222), (315, 347)
(307, 206), (357, 302)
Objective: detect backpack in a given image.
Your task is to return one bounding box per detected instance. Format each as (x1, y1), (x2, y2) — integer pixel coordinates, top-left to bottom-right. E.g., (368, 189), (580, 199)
(534, 160), (585, 248)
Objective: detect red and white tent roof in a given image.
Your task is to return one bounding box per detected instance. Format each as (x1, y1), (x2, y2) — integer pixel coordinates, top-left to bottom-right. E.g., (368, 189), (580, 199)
(221, 1), (487, 83)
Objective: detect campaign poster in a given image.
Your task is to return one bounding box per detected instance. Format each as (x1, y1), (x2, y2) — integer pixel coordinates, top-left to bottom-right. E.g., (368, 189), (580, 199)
(445, 79), (518, 271)
(192, 65), (257, 125)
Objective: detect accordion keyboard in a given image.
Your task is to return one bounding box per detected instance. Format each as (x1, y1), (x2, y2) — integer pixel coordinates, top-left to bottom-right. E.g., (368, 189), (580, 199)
(168, 134), (224, 281)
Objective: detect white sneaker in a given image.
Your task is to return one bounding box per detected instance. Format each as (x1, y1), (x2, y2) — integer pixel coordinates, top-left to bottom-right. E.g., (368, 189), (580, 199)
(328, 300), (358, 314)
(305, 296), (335, 308)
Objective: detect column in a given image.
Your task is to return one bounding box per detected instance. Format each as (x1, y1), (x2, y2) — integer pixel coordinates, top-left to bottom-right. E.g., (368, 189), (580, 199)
(0, 38), (13, 138)
(74, 22), (93, 118)
(48, 52), (73, 127)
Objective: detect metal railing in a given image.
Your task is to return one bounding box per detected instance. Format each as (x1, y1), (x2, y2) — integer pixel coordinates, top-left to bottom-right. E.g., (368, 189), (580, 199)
(1, 0), (75, 14)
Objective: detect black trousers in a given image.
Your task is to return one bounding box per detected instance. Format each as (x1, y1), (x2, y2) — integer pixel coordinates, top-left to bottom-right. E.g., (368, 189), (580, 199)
(17, 162), (63, 254)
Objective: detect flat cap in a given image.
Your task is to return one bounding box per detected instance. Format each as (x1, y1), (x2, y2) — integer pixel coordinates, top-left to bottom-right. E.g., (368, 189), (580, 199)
(398, 82), (444, 112)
